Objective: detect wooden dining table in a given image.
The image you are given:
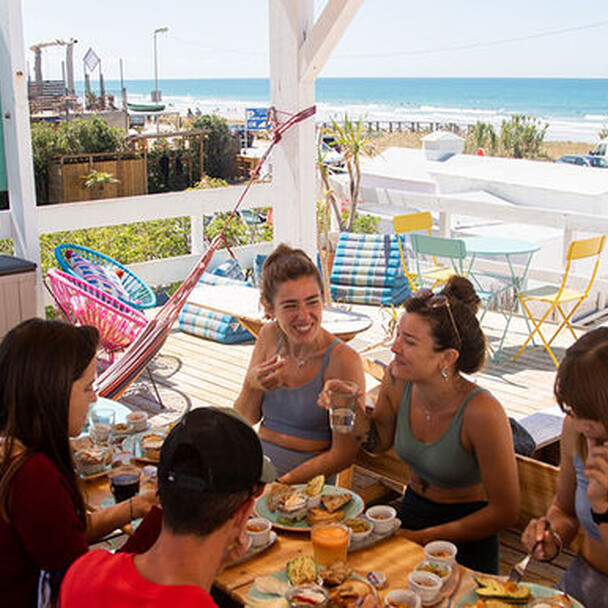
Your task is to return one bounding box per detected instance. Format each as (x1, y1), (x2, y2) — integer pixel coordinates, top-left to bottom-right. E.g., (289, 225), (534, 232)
(216, 529), (478, 607)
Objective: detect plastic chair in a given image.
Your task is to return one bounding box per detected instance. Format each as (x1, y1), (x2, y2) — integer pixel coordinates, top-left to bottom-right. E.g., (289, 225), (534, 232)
(513, 235), (606, 367)
(55, 244), (157, 310)
(410, 233), (467, 289)
(46, 269), (149, 362)
(394, 212), (454, 290)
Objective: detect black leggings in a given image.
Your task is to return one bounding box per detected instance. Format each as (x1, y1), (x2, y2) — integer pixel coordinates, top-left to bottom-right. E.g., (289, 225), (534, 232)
(399, 486), (499, 574)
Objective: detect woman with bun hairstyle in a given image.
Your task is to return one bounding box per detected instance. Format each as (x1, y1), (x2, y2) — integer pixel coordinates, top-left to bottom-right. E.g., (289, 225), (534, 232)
(521, 328), (608, 608)
(352, 277), (519, 573)
(235, 244), (365, 484)
(0, 319), (157, 607)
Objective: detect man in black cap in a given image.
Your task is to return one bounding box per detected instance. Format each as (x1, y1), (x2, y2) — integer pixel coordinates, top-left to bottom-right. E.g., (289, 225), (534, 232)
(59, 407), (275, 607)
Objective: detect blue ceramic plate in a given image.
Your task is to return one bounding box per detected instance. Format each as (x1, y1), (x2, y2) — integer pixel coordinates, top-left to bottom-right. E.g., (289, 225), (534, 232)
(456, 582), (583, 607)
(254, 485), (364, 532)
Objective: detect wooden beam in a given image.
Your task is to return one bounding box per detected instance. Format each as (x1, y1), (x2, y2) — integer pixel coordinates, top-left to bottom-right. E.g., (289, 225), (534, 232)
(300, 0), (364, 82)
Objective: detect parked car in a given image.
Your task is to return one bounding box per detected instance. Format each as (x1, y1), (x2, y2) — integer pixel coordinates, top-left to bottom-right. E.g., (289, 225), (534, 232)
(555, 154), (608, 168)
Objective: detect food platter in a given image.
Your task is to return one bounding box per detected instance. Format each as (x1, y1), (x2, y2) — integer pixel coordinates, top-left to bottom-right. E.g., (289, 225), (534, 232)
(254, 485), (364, 532)
(457, 583), (583, 608)
(247, 568), (376, 607)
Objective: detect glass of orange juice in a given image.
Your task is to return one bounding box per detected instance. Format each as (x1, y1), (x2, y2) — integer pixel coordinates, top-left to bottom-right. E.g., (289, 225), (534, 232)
(310, 523), (350, 567)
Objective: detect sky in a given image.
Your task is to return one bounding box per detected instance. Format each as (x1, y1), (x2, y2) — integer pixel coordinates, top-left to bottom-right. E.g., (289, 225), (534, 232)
(21, 0), (608, 82)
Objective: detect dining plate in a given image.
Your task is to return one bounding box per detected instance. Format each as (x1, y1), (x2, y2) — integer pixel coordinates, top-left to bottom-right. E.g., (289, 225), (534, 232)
(254, 485), (364, 532)
(456, 582), (583, 608)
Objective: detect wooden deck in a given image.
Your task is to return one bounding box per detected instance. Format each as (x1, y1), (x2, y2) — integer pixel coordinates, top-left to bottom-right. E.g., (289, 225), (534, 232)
(113, 305), (590, 586)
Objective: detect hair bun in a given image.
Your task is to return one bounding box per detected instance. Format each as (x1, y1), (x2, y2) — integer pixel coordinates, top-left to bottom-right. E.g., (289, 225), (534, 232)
(442, 276), (481, 315)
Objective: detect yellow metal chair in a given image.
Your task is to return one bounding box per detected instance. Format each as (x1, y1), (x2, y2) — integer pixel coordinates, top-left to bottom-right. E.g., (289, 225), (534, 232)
(393, 211), (454, 291)
(513, 235), (606, 367)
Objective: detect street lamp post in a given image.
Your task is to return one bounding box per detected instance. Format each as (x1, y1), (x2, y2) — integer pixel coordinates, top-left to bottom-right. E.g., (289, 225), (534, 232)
(152, 26), (168, 103)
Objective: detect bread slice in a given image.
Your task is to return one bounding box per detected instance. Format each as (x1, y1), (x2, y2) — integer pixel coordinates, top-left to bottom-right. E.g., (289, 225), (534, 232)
(321, 492), (352, 513)
(307, 506), (345, 526)
(266, 482), (292, 512)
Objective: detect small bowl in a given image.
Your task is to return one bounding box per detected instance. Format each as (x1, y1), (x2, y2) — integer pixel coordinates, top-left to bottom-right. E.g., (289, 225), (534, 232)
(407, 571), (442, 604)
(385, 589), (422, 608)
(424, 540), (457, 566)
(287, 584), (329, 607)
(344, 517), (373, 543)
(365, 505), (397, 534)
(127, 411), (148, 432)
(414, 560), (452, 587)
(246, 517), (272, 547)
(276, 492), (308, 524)
(74, 447), (109, 477)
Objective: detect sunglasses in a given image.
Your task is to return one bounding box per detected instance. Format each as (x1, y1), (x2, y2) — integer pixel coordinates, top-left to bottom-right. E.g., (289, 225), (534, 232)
(413, 289), (462, 348)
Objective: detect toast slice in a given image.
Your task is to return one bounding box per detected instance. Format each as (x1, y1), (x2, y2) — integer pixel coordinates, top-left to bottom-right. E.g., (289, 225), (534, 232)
(321, 492), (352, 513)
(307, 506), (345, 526)
(267, 482), (293, 512)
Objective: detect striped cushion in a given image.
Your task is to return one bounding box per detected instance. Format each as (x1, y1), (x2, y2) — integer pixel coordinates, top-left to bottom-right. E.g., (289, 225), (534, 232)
(178, 271), (253, 343)
(69, 253), (130, 301)
(329, 233), (410, 304)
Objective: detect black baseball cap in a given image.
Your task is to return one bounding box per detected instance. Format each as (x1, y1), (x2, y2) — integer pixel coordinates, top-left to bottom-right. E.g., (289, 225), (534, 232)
(159, 407), (275, 494)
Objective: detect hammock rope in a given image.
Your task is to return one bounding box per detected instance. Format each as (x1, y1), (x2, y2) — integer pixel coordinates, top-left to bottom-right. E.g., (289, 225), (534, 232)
(96, 104), (317, 399)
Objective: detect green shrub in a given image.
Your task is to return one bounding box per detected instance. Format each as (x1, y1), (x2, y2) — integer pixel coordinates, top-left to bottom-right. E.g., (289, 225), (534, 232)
(190, 114), (239, 180)
(499, 115), (548, 159)
(464, 122), (498, 155)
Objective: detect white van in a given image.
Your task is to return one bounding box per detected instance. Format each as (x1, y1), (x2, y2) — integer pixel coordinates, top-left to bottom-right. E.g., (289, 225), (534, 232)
(590, 138), (608, 158)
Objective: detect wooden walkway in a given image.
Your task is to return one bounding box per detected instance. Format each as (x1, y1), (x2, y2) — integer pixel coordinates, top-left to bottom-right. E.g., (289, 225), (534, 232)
(114, 306), (589, 585)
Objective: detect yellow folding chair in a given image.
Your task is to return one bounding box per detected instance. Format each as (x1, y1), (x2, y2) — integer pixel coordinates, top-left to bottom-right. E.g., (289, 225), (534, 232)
(513, 235), (606, 367)
(393, 211), (454, 291)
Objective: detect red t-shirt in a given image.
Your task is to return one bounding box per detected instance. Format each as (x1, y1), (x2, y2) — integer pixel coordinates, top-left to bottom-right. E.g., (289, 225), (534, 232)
(0, 452), (88, 606)
(59, 550), (218, 607)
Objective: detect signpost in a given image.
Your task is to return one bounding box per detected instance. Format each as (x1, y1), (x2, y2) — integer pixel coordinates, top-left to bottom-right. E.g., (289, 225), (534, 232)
(0, 91), (8, 207)
(244, 108), (269, 150)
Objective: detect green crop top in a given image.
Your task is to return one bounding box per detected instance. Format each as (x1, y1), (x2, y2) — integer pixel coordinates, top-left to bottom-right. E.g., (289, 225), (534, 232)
(394, 382), (484, 489)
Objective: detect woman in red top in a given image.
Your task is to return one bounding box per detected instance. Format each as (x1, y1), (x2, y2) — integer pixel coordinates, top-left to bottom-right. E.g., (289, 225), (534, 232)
(0, 319), (156, 607)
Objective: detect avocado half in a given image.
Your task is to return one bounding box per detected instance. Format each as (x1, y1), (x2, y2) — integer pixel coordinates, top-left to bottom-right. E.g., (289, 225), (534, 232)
(474, 576), (532, 603)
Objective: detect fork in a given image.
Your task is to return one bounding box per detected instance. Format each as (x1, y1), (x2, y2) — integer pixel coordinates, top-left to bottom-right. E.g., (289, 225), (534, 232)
(508, 540), (541, 583)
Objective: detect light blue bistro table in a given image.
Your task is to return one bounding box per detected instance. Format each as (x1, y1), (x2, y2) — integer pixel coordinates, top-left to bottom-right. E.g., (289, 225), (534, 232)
(461, 236), (541, 361)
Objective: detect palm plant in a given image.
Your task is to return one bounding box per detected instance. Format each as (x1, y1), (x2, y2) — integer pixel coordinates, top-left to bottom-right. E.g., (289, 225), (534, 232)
(81, 170), (119, 198)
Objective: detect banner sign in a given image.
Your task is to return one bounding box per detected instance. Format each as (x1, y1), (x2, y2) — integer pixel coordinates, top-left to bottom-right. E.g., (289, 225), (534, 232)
(84, 47), (100, 72)
(245, 107), (269, 131)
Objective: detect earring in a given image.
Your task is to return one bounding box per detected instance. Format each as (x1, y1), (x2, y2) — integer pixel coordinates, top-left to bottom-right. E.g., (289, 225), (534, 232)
(441, 367), (449, 382)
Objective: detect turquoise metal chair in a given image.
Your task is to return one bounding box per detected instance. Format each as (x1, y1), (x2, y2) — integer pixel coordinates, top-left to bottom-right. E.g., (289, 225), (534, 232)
(410, 233), (467, 287)
(55, 244), (157, 310)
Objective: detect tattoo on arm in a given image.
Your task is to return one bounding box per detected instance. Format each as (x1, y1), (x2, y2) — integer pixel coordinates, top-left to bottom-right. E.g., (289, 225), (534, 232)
(360, 418), (381, 453)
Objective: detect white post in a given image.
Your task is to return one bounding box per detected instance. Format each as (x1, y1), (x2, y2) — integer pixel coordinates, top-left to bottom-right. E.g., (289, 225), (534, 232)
(0, 0), (41, 311)
(268, 0), (317, 258)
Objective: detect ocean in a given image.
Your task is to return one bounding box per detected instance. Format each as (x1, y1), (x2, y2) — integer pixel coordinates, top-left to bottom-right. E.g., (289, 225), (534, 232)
(97, 77), (608, 143)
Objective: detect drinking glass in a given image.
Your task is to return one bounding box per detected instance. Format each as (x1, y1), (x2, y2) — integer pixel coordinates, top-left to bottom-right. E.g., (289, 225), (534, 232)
(311, 522), (350, 567)
(325, 379), (359, 433)
(108, 465), (141, 503)
(89, 408), (115, 446)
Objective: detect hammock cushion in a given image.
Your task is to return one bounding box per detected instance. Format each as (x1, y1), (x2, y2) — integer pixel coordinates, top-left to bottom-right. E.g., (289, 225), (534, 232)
(178, 268), (253, 343)
(69, 253), (131, 301)
(329, 233), (410, 305)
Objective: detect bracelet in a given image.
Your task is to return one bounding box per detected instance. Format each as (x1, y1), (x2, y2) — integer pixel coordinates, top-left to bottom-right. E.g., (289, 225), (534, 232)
(541, 529), (563, 562)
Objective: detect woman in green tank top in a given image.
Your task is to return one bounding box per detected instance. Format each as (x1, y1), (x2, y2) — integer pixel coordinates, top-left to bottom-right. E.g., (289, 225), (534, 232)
(352, 276), (519, 573)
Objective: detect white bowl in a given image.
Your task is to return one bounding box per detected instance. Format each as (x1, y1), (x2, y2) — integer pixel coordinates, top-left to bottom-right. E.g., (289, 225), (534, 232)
(365, 505), (397, 534)
(344, 517), (373, 544)
(385, 589), (421, 608)
(414, 560), (452, 587)
(246, 517), (272, 547)
(423, 540), (457, 566)
(407, 571), (442, 604)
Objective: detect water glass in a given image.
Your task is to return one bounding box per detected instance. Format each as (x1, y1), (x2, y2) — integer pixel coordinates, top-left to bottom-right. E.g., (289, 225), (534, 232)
(89, 408), (115, 446)
(326, 379), (359, 433)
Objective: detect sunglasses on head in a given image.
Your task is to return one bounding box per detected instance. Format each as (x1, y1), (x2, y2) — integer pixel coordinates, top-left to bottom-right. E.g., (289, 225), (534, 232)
(413, 289), (462, 348)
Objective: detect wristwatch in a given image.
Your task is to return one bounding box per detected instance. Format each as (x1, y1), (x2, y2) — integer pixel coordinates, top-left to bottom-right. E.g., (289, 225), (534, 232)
(591, 506), (608, 525)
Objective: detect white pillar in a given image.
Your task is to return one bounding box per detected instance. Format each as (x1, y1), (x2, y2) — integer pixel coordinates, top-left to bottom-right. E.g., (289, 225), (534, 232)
(269, 0), (317, 259)
(0, 0), (40, 282)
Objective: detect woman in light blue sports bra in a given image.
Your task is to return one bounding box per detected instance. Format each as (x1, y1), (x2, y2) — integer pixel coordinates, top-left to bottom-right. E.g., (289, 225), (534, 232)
(522, 329), (608, 608)
(353, 277), (519, 573)
(234, 244), (365, 484)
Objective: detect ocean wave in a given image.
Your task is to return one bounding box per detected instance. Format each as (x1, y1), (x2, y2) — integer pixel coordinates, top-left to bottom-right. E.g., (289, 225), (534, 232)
(584, 114), (608, 122)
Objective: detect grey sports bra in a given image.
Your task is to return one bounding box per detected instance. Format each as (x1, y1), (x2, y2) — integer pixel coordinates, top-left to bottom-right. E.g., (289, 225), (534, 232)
(260, 338), (340, 441)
